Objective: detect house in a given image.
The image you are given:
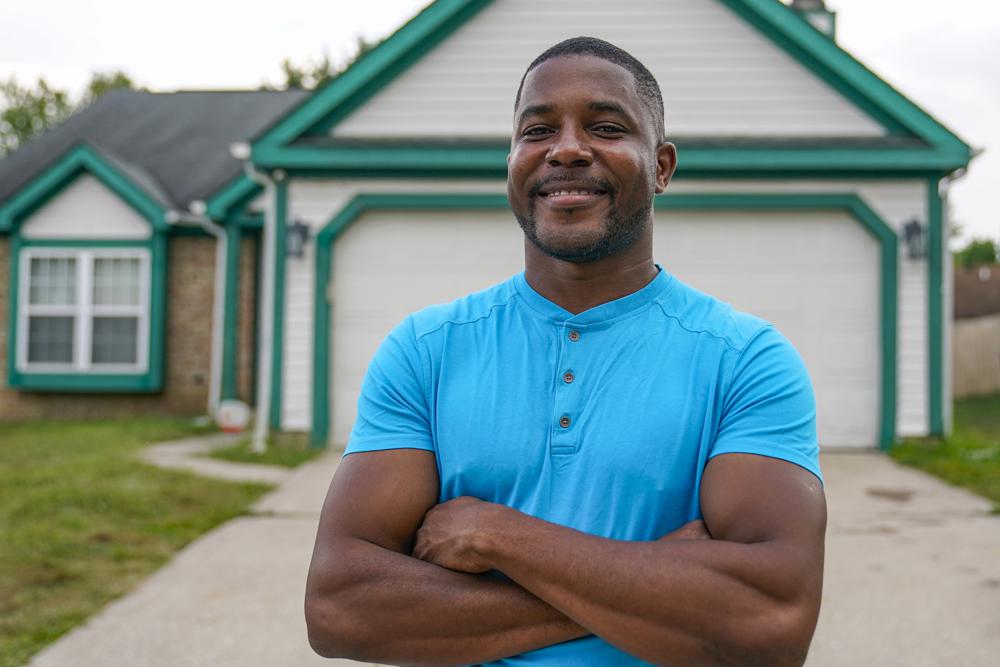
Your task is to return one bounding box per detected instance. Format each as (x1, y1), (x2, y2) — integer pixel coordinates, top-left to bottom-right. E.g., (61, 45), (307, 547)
(0, 90), (307, 419)
(953, 264), (1000, 397)
(0, 0), (972, 451)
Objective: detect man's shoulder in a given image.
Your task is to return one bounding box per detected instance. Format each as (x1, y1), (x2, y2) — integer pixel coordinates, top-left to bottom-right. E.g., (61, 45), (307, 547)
(655, 273), (771, 354)
(408, 275), (520, 341)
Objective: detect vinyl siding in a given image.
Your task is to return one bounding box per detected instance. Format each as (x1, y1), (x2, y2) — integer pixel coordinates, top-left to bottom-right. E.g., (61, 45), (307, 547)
(20, 174), (151, 240)
(332, 0), (886, 140)
(280, 177), (928, 444)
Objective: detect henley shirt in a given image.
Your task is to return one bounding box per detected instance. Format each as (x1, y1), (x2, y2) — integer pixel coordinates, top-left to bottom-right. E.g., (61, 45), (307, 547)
(345, 267), (822, 665)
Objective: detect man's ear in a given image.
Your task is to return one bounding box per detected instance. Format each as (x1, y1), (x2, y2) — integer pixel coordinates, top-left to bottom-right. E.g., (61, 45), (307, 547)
(654, 142), (678, 194)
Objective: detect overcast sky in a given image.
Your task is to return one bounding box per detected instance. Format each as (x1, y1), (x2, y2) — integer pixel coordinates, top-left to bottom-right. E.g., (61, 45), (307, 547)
(2, 0), (997, 246)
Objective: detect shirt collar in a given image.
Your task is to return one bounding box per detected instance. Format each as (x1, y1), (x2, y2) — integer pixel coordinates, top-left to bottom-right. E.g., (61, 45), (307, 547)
(512, 265), (674, 327)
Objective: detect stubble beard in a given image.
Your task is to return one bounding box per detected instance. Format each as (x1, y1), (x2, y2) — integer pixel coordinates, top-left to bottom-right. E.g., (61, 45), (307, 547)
(514, 197), (652, 264)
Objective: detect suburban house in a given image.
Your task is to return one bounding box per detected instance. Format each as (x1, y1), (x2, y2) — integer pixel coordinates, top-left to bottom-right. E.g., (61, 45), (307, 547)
(0, 0), (972, 451)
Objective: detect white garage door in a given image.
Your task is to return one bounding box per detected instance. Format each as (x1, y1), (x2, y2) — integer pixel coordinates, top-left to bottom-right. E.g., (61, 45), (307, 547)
(329, 208), (880, 448)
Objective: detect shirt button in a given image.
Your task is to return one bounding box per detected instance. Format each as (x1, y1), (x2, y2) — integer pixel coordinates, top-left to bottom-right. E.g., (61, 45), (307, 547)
(559, 415), (571, 428)
(568, 330), (581, 342)
(562, 371), (575, 384)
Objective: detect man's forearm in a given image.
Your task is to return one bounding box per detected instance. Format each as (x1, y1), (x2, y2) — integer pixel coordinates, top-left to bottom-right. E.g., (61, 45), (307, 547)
(305, 537), (586, 665)
(476, 510), (821, 667)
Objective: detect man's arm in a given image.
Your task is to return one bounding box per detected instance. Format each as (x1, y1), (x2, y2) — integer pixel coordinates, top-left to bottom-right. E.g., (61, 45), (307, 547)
(304, 448), (588, 665)
(414, 453), (826, 667)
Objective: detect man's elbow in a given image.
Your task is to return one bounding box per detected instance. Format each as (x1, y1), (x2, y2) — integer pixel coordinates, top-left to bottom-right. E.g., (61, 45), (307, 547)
(741, 600), (819, 667)
(305, 587), (358, 658)
(304, 560), (380, 660)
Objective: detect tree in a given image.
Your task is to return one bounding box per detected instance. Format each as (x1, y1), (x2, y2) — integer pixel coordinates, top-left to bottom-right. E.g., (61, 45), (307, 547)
(954, 238), (999, 267)
(0, 70), (137, 158)
(81, 70), (136, 106)
(0, 77), (73, 157)
(279, 36), (379, 90)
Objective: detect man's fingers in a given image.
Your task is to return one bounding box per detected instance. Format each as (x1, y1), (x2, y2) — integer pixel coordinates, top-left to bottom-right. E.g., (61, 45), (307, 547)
(658, 519), (711, 541)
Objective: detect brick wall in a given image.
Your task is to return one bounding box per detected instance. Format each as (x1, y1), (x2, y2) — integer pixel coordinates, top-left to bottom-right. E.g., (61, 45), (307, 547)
(0, 235), (216, 421)
(236, 232), (259, 404)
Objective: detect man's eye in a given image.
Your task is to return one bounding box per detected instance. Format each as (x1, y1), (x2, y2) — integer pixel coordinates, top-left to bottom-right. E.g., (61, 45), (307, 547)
(522, 126), (552, 137)
(593, 124), (625, 134)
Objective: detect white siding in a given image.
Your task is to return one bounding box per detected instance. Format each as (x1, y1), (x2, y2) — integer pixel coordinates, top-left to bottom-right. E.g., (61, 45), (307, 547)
(668, 179), (930, 436)
(281, 177), (929, 443)
(333, 0), (885, 139)
(654, 210), (880, 447)
(20, 174), (151, 240)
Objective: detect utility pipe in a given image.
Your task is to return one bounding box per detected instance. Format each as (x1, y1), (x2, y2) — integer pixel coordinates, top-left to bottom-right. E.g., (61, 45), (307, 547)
(238, 157), (281, 454)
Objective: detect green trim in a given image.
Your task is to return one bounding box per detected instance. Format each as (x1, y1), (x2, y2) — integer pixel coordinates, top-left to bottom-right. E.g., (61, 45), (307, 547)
(220, 221), (242, 400)
(720, 0), (969, 154)
(205, 174), (264, 220)
(927, 178), (944, 436)
(253, 144), (969, 175)
(13, 373), (163, 392)
(7, 234), (167, 392)
(0, 144), (167, 232)
(253, 0), (491, 153)
(250, 0), (970, 175)
(268, 180), (289, 429)
(308, 192), (897, 450)
(18, 238), (151, 248)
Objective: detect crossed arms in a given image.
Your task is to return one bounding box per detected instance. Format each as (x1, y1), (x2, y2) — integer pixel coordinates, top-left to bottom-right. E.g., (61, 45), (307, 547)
(304, 448), (826, 666)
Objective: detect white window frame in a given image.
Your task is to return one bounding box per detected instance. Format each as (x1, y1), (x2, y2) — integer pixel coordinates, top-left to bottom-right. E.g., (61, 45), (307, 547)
(17, 247), (151, 374)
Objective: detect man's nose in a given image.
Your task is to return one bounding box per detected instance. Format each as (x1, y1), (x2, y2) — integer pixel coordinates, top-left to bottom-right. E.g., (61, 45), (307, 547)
(546, 126), (592, 167)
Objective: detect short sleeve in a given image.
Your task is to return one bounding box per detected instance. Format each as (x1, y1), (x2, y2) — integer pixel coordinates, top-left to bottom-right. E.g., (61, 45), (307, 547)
(709, 325), (822, 483)
(344, 316), (435, 456)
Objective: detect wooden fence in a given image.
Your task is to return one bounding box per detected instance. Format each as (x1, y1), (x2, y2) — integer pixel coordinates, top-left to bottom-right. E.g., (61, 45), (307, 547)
(953, 313), (1000, 397)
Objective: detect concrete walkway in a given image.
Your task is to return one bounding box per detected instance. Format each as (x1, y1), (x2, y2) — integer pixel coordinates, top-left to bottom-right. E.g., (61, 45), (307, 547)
(28, 443), (1000, 667)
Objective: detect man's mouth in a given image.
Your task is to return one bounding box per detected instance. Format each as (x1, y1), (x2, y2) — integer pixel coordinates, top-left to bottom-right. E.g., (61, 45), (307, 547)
(535, 181), (611, 208)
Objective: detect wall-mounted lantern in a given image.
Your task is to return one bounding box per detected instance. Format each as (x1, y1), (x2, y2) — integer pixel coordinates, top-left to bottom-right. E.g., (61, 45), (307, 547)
(902, 218), (926, 260)
(286, 219), (311, 258)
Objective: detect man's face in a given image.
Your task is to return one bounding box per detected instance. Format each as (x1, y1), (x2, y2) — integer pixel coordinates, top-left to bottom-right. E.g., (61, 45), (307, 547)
(507, 55), (674, 264)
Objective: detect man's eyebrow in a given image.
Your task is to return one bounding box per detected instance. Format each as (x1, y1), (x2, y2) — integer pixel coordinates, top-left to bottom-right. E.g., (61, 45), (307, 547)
(589, 101), (630, 117)
(517, 104), (553, 125)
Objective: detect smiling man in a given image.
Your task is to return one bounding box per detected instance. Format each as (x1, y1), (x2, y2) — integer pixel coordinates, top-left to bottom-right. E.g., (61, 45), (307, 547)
(305, 37), (826, 666)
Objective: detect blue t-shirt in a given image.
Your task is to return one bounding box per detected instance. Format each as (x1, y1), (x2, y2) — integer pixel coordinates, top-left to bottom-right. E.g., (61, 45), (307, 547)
(346, 268), (821, 665)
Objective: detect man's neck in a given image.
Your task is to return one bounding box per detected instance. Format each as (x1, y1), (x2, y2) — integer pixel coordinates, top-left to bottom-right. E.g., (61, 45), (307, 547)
(523, 245), (659, 315)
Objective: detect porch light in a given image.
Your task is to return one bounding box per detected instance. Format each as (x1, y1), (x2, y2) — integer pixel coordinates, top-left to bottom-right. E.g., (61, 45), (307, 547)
(286, 219), (311, 258)
(902, 218), (926, 260)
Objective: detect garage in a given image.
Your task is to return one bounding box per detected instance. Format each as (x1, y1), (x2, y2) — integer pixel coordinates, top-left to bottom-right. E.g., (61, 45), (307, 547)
(319, 193), (893, 448)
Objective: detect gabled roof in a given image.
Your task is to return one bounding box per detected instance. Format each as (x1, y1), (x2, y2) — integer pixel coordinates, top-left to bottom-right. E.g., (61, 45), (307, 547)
(0, 89), (309, 212)
(249, 0), (971, 176)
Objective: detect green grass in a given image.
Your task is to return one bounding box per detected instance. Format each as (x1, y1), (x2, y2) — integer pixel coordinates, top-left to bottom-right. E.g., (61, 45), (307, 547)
(209, 431), (323, 468)
(891, 393), (1000, 513)
(0, 417), (272, 667)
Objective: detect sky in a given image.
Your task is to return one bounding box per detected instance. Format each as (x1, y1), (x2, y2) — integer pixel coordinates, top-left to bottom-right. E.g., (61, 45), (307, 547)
(1, 0), (997, 247)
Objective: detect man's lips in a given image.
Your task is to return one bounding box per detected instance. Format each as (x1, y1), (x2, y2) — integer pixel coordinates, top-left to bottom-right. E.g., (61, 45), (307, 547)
(534, 181), (611, 208)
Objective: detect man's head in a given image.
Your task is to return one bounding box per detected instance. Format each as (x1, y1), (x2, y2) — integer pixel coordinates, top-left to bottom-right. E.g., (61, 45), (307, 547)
(515, 37), (666, 142)
(507, 37), (677, 265)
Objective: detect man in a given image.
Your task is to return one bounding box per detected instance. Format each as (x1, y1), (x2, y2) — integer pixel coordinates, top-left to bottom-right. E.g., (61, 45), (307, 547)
(305, 37), (826, 666)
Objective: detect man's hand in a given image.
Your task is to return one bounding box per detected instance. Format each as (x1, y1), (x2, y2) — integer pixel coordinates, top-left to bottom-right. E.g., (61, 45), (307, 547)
(415, 496), (712, 575)
(413, 496), (506, 573)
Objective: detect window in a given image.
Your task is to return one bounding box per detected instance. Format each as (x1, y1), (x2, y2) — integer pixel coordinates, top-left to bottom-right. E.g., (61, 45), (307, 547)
(17, 248), (150, 373)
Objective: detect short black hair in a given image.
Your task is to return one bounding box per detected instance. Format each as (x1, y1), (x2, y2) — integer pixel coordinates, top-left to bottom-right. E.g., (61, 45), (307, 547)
(514, 36), (666, 142)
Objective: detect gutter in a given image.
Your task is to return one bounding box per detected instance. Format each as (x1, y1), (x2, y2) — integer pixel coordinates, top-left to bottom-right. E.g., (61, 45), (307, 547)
(164, 203), (227, 419)
(232, 143), (279, 454)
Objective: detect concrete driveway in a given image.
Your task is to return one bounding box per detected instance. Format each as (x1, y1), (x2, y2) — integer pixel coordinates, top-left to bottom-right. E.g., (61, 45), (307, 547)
(28, 446), (1000, 667)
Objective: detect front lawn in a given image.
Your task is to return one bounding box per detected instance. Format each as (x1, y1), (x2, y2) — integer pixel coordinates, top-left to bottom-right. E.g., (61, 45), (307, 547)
(0, 418), (272, 667)
(209, 431), (323, 468)
(891, 393), (1000, 512)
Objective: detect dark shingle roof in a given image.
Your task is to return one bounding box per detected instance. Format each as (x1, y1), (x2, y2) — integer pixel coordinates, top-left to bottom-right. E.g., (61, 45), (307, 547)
(0, 88), (309, 212)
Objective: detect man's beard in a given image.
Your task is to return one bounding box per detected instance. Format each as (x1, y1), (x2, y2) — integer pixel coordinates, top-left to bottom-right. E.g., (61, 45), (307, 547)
(514, 197), (651, 264)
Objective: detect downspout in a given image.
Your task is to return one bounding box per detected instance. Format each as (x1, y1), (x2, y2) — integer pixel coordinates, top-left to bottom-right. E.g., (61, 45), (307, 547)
(164, 203), (226, 418)
(232, 145), (280, 454)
